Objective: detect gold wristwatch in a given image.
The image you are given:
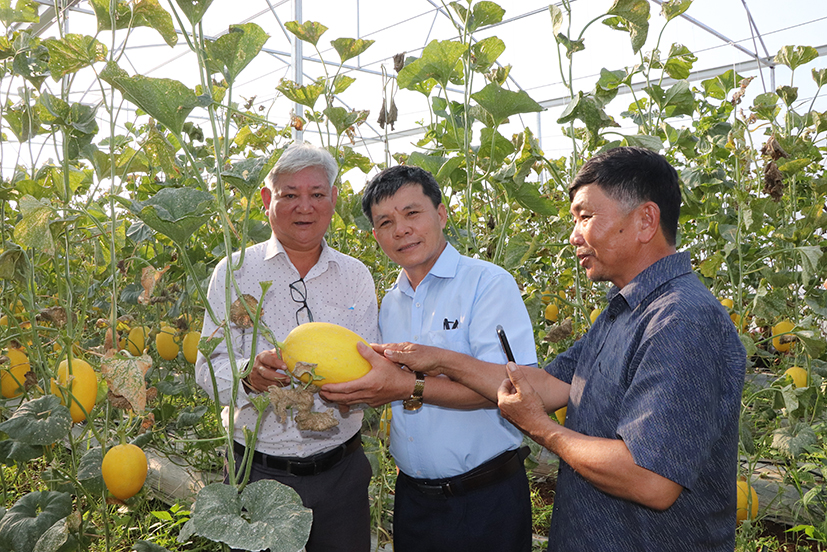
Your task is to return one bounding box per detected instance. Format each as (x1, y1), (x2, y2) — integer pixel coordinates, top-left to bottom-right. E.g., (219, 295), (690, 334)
(403, 372), (425, 411)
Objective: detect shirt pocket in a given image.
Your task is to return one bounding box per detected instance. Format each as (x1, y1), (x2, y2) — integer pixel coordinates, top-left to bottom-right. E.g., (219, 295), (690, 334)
(420, 329), (473, 356)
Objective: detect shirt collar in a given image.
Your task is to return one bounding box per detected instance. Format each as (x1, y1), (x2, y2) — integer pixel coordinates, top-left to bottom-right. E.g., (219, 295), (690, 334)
(263, 235), (334, 277)
(394, 242), (459, 297)
(608, 251), (692, 310)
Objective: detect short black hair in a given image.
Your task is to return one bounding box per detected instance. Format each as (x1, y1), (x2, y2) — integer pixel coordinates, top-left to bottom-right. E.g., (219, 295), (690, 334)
(361, 165), (442, 225)
(570, 147), (681, 245)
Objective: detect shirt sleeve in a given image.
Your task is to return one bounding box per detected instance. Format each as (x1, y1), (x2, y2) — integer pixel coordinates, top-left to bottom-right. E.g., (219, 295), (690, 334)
(195, 256), (252, 408)
(466, 270), (538, 366)
(616, 311), (733, 490)
(544, 333), (587, 384)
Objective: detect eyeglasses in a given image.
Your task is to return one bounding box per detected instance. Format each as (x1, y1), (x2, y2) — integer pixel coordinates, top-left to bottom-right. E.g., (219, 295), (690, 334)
(289, 277), (314, 325)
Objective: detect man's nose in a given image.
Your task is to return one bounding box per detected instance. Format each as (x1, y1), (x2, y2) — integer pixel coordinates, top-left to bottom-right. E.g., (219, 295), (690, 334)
(569, 225), (582, 246)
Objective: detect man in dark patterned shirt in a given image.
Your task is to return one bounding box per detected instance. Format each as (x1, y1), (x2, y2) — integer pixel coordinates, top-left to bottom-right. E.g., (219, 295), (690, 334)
(381, 147), (746, 551)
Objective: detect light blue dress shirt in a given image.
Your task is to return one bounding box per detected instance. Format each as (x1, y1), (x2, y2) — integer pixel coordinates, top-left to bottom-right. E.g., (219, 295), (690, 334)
(381, 243), (538, 479)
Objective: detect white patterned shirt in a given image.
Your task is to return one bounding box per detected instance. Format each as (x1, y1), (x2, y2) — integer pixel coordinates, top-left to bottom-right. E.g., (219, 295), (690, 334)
(196, 235), (379, 457)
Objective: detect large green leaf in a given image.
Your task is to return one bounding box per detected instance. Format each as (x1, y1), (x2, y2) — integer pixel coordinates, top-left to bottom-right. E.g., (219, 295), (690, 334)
(284, 20), (327, 46)
(172, 0), (212, 26)
(663, 43), (697, 80)
(276, 77), (324, 109)
(0, 439), (43, 465)
(0, 0), (38, 27)
(0, 248), (27, 285)
(221, 152), (280, 197)
(660, 0), (692, 21)
(701, 69), (743, 101)
(557, 91), (616, 140)
(178, 480), (311, 552)
(100, 61), (206, 134)
(330, 37), (374, 63)
(32, 517), (71, 552)
(0, 492), (72, 552)
(117, 187), (215, 246)
(76, 447), (105, 495)
(774, 45), (819, 71)
(15, 195), (56, 255)
(397, 39), (465, 90)
(90, 0), (177, 47)
(478, 127), (515, 165)
(323, 106), (368, 137)
(772, 422), (817, 458)
(205, 23), (269, 83)
(471, 83), (543, 126)
(0, 396), (71, 446)
(42, 34), (107, 80)
(470, 36), (505, 73)
(4, 102), (43, 142)
(449, 1), (504, 34)
(606, 0), (650, 53)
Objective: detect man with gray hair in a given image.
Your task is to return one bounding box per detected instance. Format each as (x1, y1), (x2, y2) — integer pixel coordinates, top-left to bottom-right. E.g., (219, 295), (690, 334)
(196, 142), (379, 552)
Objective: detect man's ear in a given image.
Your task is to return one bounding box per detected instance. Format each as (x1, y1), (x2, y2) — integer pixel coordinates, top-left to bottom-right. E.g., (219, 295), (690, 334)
(637, 201), (661, 244)
(261, 186), (271, 209)
(437, 202), (448, 230)
(331, 185), (339, 205)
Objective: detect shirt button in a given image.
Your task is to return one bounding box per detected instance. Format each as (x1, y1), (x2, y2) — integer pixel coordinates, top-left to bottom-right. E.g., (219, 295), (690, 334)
(413, 335), (419, 340)
(416, 302), (421, 308)
(609, 315), (616, 321)
(409, 437), (414, 442)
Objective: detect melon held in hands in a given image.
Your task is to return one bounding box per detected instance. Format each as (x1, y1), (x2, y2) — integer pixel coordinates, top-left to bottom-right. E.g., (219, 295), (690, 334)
(280, 322), (371, 385)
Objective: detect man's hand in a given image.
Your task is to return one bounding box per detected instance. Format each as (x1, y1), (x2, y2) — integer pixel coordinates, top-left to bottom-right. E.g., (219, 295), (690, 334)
(320, 342), (414, 407)
(497, 362), (551, 437)
(378, 342), (446, 377)
(247, 348), (292, 392)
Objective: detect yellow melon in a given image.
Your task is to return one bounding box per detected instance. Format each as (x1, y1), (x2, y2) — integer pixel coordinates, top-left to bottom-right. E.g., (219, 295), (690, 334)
(280, 322), (371, 385)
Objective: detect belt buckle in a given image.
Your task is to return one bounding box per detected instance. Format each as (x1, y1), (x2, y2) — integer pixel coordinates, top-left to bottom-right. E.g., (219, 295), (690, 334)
(440, 480), (456, 497)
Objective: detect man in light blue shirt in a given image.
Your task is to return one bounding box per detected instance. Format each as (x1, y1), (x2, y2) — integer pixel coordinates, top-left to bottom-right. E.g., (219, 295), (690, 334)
(322, 165), (536, 552)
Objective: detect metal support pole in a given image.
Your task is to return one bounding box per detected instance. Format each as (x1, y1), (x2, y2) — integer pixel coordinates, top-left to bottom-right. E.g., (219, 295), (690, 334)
(291, 0), (304, 142)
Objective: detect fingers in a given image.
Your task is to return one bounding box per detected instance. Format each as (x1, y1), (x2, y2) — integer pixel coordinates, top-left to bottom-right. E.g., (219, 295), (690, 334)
(505, 362), (523, 389)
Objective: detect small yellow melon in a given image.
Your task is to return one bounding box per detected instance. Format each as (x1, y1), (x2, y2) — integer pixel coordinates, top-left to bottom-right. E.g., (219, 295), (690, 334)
(280, 322), (371, 385)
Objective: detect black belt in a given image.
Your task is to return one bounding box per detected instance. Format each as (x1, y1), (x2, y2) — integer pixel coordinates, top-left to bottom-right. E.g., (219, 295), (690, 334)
(232, 432), (361, 476)
(400, 446), (528, 498)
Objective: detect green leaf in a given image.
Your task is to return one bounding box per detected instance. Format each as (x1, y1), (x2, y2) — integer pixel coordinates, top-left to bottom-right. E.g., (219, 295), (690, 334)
(176, 405), (208, 428)
(0, 440), (43, 465)
(100, 61), (203, 134)
(776, 85), (798, 107)
(663, 80), (694, 116)
(470, 36), (505, 72)
(478, 128), (515, 165)
(548, 4), (564, 36)
(180, 481), (311, 551)
(407, 152), (451, 180)
(0, 491), (72, 552)
(0, 0), (38, 27)
(0, 396), (71, 446)
(772, 422), (817, 457)
(701, 69), (743, 101)
(15, 195), (56, 255)
(606, 0), (650, 53)
(557, 91), (616, 140)
(276, 78), (324, 109)
(90, 0), (177, 47)
(32, 517), (71, 552)
(205, 23), (269, 83)
(13, 42), (49, 88)
(663, 43), (697, 80)
(796, 330), (826, 360)
(813, 67), (827, 88)
(5, 102), (44, 142)
(0, 248), (27, 285)
(42, 34), (107, 81)
(774, 45), (819, 71)
(660, 0), (691, 21)
(449, 1), (504, 33)
(622, 134), (664, 151)
(221, 152), (280, 197)
(397, 39), (465, 90)
(172, 0), (213, 26)
(332, 74), (355, 94)
(322, 106), (368, 137)
(76, 447), (105, 495)
(284, 20), (327, 46)
(470, 83), (543, 126)
(117, 187), (215, 246)
(330, 37), (374, 63)
(143, 125), (180, 179)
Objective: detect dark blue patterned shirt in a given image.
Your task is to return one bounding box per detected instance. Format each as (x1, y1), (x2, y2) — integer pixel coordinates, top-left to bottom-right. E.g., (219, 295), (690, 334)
(544, 252), (746, 552)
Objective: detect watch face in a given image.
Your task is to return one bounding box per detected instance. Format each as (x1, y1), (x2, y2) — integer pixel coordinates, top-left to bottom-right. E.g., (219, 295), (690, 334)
(403, 398), (423, 411)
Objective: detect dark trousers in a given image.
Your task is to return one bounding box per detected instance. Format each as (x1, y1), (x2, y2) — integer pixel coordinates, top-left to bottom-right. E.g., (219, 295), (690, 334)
(227, 446), (373, 552)
(393, 464), (532, 552)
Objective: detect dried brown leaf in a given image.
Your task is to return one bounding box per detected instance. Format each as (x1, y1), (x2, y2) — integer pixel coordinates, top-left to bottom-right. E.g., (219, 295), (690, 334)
(543, 318), (573, 343)
(230, 294), (258, 329)
(138, 265), (170, 305)
(763, 161), (785, 201)
(101, 353), (152, 412)
(296, 409), (338, 431)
